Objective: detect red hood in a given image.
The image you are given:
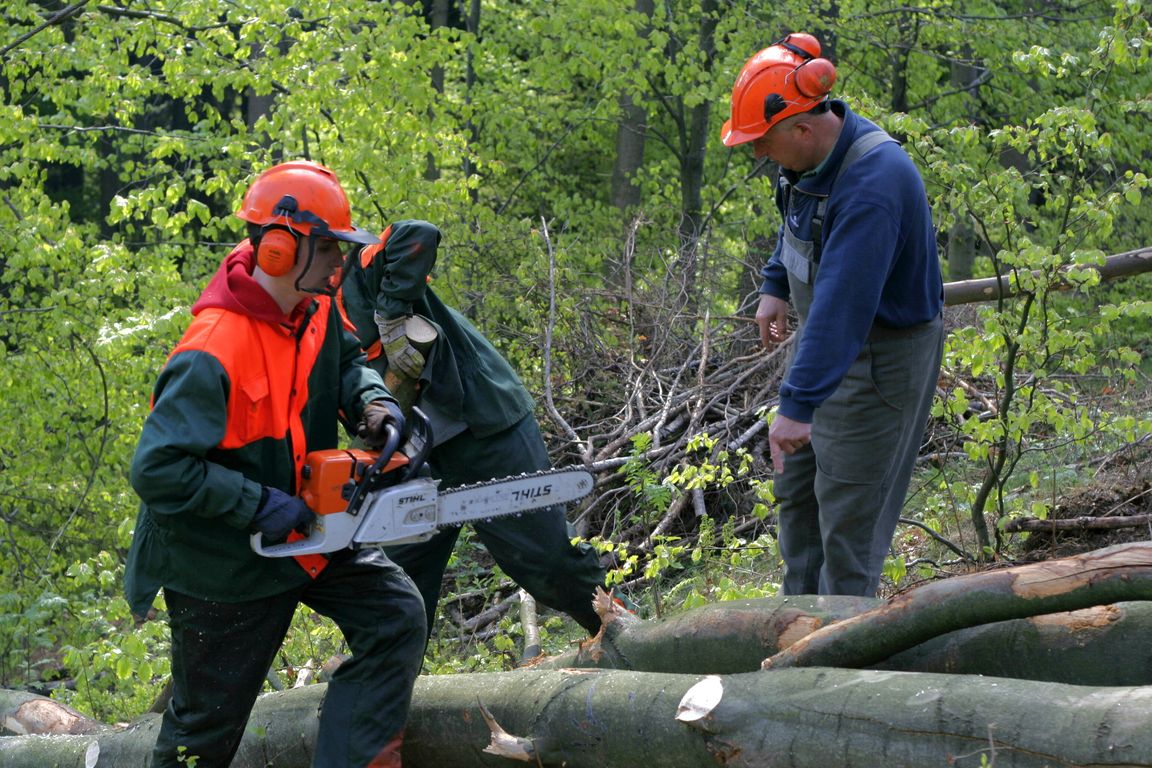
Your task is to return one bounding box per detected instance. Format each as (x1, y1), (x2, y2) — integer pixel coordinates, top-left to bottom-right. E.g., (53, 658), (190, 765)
(192, 241), (310, 324)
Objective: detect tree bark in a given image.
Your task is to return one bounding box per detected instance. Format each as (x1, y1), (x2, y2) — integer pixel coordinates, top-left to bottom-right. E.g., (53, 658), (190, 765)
(877, 601), (1152, 685)
(533, 593), (1152, 686)
(532, 594), (880, 674)
(0, 689), (108, 737)
(609, 0), (654, 217)
(1004, 513), (1152, 532)
(671, 0), (718, 312)
(382, 314), (438, 416)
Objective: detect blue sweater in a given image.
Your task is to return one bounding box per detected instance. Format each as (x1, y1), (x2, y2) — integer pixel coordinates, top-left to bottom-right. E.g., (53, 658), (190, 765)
(761, 101), (943, 422)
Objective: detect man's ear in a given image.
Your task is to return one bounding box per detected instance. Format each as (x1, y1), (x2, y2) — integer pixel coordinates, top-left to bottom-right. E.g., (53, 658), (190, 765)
(790, 118), (813, 138)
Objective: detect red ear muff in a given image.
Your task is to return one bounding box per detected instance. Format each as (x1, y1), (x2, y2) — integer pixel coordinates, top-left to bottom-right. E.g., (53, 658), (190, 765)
(256, 228), (298, 276)
(794, 57), (837, 98)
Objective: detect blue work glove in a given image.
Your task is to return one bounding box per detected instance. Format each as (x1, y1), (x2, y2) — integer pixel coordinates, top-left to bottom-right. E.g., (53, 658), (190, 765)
(250, 487), (316, 542)
(357, 399), (405, 449)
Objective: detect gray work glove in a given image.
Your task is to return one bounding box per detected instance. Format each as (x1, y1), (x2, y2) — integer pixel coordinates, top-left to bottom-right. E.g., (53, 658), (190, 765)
(250, 487), (316, 542)
(357, 399), (406, 449)
(375, 311), (425, 379)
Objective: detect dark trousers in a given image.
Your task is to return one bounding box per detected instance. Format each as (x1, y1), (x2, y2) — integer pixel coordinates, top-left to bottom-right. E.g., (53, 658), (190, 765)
(775, 318), (943, 596)
(151, 549), (425, 768)
(386, 415), (606, 635)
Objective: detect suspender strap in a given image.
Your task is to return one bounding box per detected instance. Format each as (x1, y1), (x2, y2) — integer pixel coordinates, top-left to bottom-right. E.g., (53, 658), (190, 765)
(811, 130), (898, 263)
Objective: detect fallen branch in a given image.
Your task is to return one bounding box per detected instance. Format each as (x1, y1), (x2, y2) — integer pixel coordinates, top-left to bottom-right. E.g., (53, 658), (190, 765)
(1003, 513), (1152, 532)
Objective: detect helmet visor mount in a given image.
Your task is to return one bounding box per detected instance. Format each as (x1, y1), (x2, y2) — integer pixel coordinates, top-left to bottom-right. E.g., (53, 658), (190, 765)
(271, 194), (378, 247)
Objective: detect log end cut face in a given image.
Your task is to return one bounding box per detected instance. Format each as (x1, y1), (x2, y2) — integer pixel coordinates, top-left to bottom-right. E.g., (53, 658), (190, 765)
(7, 697), (106, 736)
(676, 675), (724, 724)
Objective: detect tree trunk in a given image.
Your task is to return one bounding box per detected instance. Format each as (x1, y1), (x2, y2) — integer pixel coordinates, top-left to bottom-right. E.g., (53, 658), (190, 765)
(6, 669), (1152, 767)
(609, 0), (654, 217)
(943, 45), (983, 282)
(672, 0), (718, 314)
(947, 215), (977, 281)
(412, 663), (1152, 764)
(535, 593), (1152, 686)
(878, 601), (1152, 685)
(0, 689), (108, 737)
(532, 594), (880, 674)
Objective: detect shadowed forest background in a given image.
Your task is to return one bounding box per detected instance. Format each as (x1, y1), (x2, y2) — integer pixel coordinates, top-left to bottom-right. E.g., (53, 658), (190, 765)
(1, 0), (1151, 743)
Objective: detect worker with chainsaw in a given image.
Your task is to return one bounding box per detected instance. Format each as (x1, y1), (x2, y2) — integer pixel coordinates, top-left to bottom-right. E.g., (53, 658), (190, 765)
(123, 161), (426, 767)
(722, 34), (943, 596)
(338, 220), (609, 636)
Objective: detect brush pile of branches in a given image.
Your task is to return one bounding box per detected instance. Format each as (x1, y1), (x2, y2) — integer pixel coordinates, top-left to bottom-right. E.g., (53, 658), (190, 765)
(545, 302), (784, 550)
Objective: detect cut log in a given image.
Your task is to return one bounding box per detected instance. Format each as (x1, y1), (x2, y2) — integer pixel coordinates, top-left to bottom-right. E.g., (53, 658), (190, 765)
(0, 684), (315, 766)
(531, 594), (881, 673)
(763, 541), (1152, 671)
(382, 314), (437, 415)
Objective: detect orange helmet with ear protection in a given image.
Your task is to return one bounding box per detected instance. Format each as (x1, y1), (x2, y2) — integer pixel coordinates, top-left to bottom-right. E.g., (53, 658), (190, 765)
(720, 33), (837, 147)
(235, 160), (378, 245)
(236, 160), (379, 278)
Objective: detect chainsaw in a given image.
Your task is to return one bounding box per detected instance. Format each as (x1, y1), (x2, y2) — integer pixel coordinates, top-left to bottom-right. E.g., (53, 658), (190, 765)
(251, 408), (595, 558)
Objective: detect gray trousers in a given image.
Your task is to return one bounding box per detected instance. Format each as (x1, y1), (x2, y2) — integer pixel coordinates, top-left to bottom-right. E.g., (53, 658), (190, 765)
(775, 318), (943, 596)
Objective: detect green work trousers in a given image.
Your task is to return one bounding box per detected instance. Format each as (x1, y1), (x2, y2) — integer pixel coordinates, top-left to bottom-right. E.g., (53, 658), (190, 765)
(150, 549), (425, 767)
(385, 414), (606, 635)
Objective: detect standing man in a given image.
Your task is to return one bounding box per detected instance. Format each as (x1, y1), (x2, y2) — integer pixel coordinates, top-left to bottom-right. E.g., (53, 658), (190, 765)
(124, 160), (426, 767)
(721, 34), (943, 596)
(338, 220), (609, 636)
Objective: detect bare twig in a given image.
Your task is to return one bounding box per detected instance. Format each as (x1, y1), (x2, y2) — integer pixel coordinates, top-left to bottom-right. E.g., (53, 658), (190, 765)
(0, 1), (90, 58)
(538, 218), (588, 462)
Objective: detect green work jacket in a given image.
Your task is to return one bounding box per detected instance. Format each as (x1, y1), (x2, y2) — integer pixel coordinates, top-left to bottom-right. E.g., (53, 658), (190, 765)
(339, 220), (533, 442)
(123, 243), (391, 617)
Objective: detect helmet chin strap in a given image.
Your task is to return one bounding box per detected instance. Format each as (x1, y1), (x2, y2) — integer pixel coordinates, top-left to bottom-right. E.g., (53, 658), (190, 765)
(294, 234), (328, 296)
(293, 233), (353, 297)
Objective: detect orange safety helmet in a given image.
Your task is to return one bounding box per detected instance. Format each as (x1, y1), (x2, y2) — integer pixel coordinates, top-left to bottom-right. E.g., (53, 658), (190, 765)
(236, 160), (378, 276)
(720, 33), (837, 148)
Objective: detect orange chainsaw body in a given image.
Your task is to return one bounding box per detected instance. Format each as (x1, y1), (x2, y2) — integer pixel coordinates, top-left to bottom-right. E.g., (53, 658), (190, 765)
(299, 449), (410, 516)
